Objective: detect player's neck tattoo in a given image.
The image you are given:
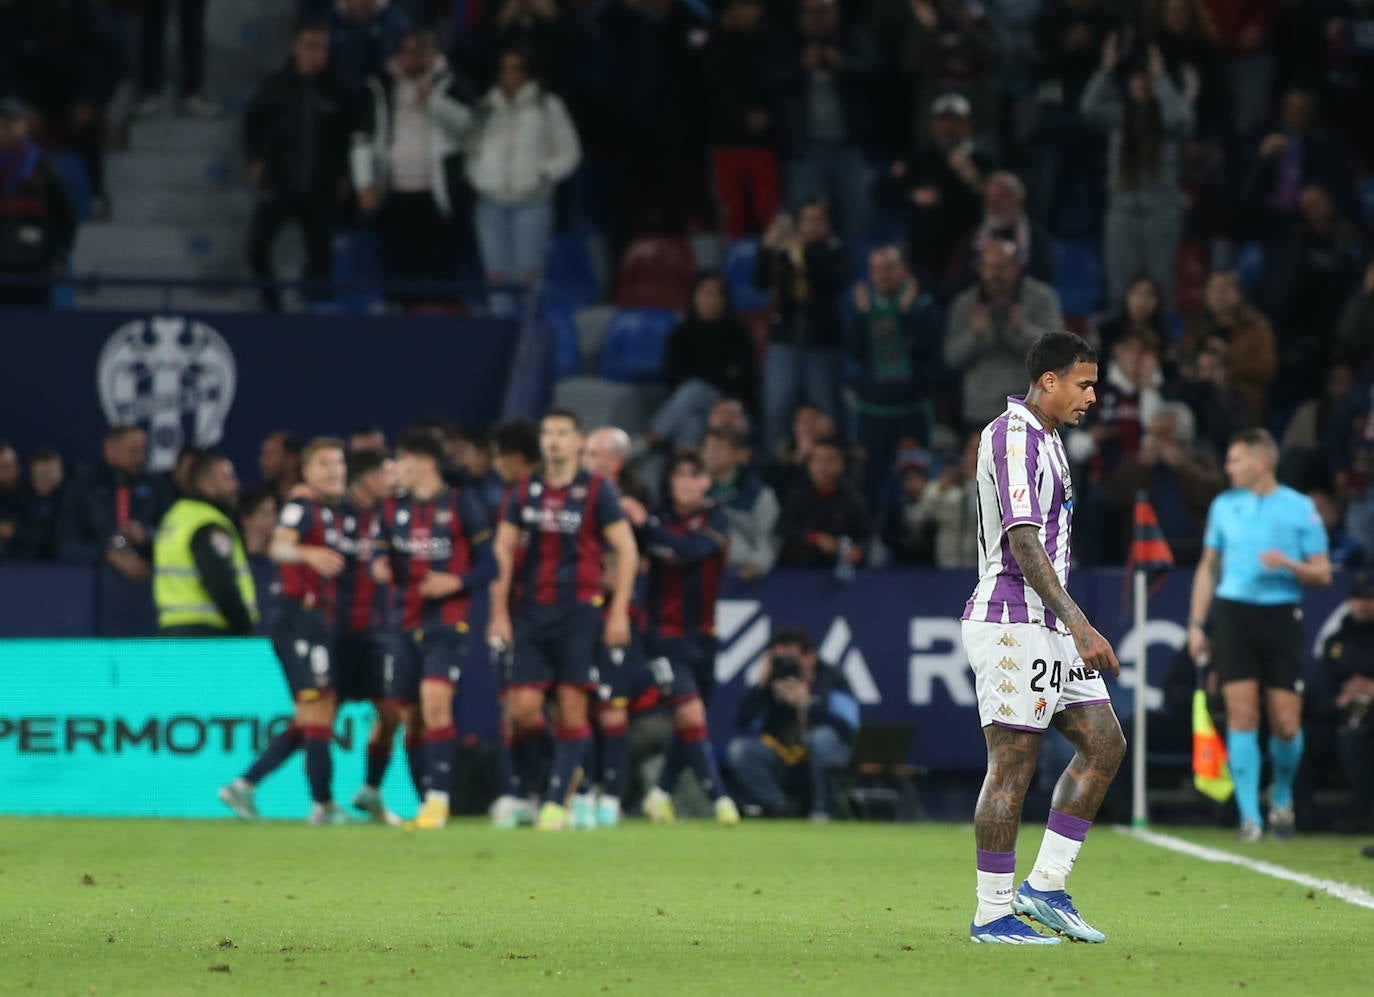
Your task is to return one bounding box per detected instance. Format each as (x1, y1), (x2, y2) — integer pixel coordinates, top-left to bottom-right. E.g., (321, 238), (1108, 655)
(1022, 390), (1059, 433)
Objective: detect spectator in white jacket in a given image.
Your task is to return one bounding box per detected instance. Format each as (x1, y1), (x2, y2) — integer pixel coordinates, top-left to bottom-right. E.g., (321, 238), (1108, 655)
(465, 45), (581, 315)
(351, 29), (474, 304)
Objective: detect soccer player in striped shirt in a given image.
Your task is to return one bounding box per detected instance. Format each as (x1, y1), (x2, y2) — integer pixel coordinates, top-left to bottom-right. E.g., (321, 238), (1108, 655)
(960, 333), (1125, 945)
(487, 408), (639, 831)
(219, 437), (348, 824)
(372, 428), (496, 829)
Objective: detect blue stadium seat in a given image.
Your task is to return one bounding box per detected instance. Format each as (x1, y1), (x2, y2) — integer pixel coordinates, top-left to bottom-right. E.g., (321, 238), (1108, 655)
(599, 307), (677, 383)
(543, 302), (583, 379)
(722, 238), (771, 312)
(331, 228), (385, 311)
(1233, 241), (1265, 293)
(544, 231), (599, 308)
(1052, 239), (1104, 317)
(49, 152), (92, 223)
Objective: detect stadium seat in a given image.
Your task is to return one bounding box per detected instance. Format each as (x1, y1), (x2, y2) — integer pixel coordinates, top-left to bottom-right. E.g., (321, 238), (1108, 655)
(544, 302), (583, 379)
(599, 307), (677, 383)
(1052, 239), (1104, 317)
(1232, 241), (1265, 293)
(574, 303), (616, 372)
(553, 375), (667, 435)
(722, 239), (771, 312)
(614, 236), (696, 311)
(49, 151), (93, 223)
(331, 228), (385, 311)
(544, 231), (600, 308)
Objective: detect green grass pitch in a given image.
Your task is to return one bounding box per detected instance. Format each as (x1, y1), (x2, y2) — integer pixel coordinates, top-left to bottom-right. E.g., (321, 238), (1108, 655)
(3, 817), (1374, 995)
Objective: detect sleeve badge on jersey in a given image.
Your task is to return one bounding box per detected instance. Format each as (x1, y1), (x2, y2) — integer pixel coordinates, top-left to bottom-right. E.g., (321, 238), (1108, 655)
(209, 528), (234, 558)
(1009, 485), (1032, 517)
(280, 502), (304, 527)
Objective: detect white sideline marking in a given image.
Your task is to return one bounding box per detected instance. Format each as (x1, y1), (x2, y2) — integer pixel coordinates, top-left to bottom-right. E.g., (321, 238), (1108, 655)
(1118, 826), (1374, 911)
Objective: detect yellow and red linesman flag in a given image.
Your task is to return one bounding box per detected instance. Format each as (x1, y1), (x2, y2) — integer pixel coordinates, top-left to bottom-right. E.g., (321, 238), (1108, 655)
(1128, 492), (1174, 578)
(1192, 689), (1234, 802)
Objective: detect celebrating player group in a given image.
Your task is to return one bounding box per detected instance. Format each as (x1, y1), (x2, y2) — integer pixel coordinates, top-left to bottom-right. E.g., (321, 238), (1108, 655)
(218, 408), (739, 832)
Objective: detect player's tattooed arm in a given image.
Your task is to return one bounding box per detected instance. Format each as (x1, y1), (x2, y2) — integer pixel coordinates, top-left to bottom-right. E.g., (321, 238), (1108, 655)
(1007, 524), (1088, 632)
(975, 725), (1041, 853)
(1007, 524), (1120, 675)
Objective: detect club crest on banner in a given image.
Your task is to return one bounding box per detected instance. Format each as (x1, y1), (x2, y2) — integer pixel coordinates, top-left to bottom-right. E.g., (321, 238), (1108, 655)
(97, 316), (236, 471)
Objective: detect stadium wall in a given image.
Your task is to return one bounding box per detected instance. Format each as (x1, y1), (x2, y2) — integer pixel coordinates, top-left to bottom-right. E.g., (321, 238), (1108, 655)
(0, 567), (1352, 817)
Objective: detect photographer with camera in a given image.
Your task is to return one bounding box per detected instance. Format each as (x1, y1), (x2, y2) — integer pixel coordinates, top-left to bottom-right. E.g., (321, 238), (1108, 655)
(1322, 572), (1374, 842)
(727, 626), (859, 821)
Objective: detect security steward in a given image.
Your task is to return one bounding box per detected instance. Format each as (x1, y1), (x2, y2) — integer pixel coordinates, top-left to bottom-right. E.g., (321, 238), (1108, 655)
(1317, 571), (1374, 853)
(153, 452), (259, 636)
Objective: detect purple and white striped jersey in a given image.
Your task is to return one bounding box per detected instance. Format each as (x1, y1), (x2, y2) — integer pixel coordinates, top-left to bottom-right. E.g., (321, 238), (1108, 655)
(962, 395), (1075, 633)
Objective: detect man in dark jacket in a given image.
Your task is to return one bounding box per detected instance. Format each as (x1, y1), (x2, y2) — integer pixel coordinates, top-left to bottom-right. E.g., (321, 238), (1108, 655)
(706, 0), (779, 240)
(753, 199), (850, 453)
(727, 626), (859, 819)
(0, 98), (77, 306)
(764, 0), (876, 240)
(875, 92), (992, 302)
(328, 0), (412, 95)
(847, 245), (944, 506)
(778, 439), (871, 568)
(243, 22), (357, 311)
(9, 446), (63, 561)
(0, 441), (19, 559)
(57, 425), (169, 581)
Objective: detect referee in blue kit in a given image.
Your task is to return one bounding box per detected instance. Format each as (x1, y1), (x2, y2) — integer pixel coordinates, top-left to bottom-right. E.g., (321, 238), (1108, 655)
(1188, 428), (1331, 842)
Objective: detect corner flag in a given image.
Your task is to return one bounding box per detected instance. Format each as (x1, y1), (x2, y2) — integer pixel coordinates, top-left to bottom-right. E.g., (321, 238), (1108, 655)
(1128, 493), (1174, 579)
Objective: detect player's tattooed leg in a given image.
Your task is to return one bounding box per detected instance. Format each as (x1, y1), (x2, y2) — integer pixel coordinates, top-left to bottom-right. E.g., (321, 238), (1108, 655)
(1048, 704), (1126, 822)
(974, 725), (1042, 853)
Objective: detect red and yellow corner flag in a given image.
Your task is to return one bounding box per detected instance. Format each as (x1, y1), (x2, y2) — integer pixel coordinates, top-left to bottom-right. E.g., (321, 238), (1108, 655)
(1192, 689), (1234, 802)
(1128, 492), (1174, 579)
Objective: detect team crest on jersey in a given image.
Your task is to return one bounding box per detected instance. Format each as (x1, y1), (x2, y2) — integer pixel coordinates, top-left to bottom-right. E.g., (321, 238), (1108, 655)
(997, 656), (1018, 671)
(397, 509), (410, 525)
(997, 679), (1016, 694)
(529, 481), (543, 498)
(436, 509), (452, 524)
(1033, 697), (1048, 720)
(344, 516), (356, 531)
(570, 485), (587, 500)
(997, 633), (1019, 647)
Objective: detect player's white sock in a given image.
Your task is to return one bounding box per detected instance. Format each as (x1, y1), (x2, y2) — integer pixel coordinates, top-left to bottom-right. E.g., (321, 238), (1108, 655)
(1028, 810), (1091, 892)
(974, 849), (1016, 925)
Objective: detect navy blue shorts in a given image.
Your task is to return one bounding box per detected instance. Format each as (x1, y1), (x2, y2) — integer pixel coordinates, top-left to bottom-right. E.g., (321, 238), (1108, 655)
(334, 631), (388, 702)
(645, 632), (718, 706)
(269, 603), (335, 701)
(510, 602), (603, 690)
(597, 629), (649, 707)
(385, 626), (468, 704)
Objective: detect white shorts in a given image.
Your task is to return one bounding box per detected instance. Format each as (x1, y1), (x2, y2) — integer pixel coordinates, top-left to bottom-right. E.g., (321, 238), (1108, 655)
(961, 620), (1112, 731)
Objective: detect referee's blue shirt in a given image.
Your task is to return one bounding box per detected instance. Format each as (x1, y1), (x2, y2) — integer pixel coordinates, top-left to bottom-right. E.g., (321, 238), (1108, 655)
(1203, 485), (1328, 606)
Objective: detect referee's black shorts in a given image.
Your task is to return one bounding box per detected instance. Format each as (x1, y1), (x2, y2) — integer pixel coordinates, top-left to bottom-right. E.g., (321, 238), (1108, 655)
(1208, 598), (1306, 693)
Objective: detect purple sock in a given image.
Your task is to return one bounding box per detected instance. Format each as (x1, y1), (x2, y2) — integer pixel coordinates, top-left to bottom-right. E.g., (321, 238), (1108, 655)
(545, 725), (591, 805)
(244, 725), (300, 785)
(301, 726), (333, 805)
(424, 725), (458, 797)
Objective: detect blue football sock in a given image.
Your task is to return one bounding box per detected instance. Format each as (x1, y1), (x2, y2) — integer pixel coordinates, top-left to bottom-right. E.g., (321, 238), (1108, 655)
(405, 735), (427, 800)
(1268, 731), (1304, 810)
(680, 728), (724, 801)
(1227, 729), (1262, 826)
(301, 726), (333, 805)
(244, 725), (300, 785)
(424, 725), (458, 797)
(598, 724), (629, 801)
(545, 725), (591, 805)
(656, 738), (686, 794)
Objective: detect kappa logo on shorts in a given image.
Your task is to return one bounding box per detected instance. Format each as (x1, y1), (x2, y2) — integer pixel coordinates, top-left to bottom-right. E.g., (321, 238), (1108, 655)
(997, 679), (1016, 694)
(997, 656), (1019, 671)
(996, 704), (1015, 718)
(997, 633), (1020, 647)
(1033, 697), (1048, 720)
